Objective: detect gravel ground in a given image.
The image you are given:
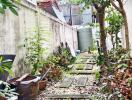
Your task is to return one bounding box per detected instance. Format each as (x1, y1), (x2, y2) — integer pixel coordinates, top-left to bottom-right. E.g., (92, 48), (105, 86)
(36, 75), (102, 100)
(36, 54), (104, 100)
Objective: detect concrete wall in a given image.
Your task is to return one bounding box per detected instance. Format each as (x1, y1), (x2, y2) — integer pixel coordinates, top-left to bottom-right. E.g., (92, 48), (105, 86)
(124, 0), (132, 56)
(0, 1), (78, 77)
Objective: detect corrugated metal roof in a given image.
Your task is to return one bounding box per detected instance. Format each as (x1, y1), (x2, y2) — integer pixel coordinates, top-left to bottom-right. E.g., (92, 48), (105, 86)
(37, 0), (66, 22)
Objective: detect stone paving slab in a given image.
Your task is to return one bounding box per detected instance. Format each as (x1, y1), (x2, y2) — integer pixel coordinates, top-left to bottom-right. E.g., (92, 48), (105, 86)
(85, 64), (93, 70)
(45, 94), (92, 99)
(86, 58), (96, 64)
(86, 75), (95, 86)
(71, 70), (95, 74)
(75, 59), (87, 64)
(75, 64), (85, 70)
(59, 77), (74, 88)
(75, 76), (88, 87)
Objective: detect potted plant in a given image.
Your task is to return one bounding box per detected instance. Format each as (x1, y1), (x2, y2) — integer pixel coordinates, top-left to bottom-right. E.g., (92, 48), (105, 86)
(50, 66), (62, 81)
(38, 77), (48, 91)
(0, 55), (15, 81)
(24, 29), (48, 75)
(8, 74), (40, 100)
(0, 80), (18, 100)
(24, 26), (49, 91)
(39, 61), (62, 81)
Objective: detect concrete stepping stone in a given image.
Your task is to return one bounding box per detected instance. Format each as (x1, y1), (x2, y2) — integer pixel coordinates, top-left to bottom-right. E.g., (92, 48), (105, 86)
(59, 77), (74, 88)
(86, 75), (95, 86)
(75, 76), (88, 87)
(45, 94), (92, 99)
(86, 58), (96, 64)
(85, 64), (93, 70)
(71, 70), (95, 74)
(75, 59), (87, 64)
(75, 64), (85, 70)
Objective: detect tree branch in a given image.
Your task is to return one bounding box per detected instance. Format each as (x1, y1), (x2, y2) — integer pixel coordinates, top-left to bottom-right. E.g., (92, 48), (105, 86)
(93, 3), (99, 10)
(110, 0), (122, 13)
(117, 0), (124, 9)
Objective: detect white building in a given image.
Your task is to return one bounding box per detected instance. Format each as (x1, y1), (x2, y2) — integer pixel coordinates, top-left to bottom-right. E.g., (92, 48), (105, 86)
(124, 0), (132, 56)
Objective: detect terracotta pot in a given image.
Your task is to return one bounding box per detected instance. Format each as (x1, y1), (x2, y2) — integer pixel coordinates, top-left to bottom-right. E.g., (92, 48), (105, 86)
(8, 75), (39, 100)
(38, 78), (48, 91)
(52, 67), (61, 77)
(0, 96), (6, 100)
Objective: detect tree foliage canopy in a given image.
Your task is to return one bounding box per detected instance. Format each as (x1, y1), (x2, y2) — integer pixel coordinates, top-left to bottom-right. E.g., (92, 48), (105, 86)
(68, 0), (110, 9)
(106, 7), (123, 35)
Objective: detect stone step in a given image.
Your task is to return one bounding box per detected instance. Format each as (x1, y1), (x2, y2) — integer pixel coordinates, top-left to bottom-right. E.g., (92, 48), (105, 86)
(75, 64), (85, 70)
(85, 64), (93, 70)
(59, 77), (74, 88)
(71, 70), (95, 74)
(74, 62), (96, 64)
(75, 76), (88, 87)
(45, 94), (92, 99)
(74, 64), (93, 70)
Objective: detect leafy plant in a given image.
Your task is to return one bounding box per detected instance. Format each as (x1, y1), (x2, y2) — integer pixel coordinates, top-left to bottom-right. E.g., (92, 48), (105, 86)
(52, 42), (76, 70)
(47, 54), (60, 65)
(127, 78), (132, 87)
(96, 53), (105, 66)
(117, 63), (127, 69)
(0, 56), (13, 76)
(39, 60), (62, 81)
(105, 7), (123, 49)
(0, 81), (18, 99)
(100, 83), (110, 93)
(95, 70), (100, 81)
(108, 47), (129, 63)
(0, 0), (19, 15)
(24, 27), (48, 75)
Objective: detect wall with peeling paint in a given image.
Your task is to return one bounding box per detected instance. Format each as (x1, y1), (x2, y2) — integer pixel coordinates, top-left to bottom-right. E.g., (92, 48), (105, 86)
(0, 1), (77, 77)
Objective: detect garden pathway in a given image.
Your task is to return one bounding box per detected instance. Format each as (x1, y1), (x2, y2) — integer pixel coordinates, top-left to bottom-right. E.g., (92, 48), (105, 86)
(37, 53), (101, 100)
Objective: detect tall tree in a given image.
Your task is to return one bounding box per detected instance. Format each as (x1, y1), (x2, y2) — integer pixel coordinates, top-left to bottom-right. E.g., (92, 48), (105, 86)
(105, 7), (123, 49)
(110, 0), (130, 50)
(77, 0), (111, 66)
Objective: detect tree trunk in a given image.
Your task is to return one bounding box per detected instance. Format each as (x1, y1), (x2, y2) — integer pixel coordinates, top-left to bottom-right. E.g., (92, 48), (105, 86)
(111, 0), (130, 51)
(122, 10), (129, 50)
(119, 0), (130, 50)
(115, 33), (118, 48)
(111, 35), (115, 49)
(98, 9), (109, 66)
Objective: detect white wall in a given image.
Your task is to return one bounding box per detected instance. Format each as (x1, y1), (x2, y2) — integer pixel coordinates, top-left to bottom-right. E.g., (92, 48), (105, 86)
(124, 0), (132, 56)
(0, 1), (78, 76)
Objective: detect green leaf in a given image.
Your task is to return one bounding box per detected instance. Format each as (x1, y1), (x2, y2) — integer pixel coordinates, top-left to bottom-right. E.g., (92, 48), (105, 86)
(0, 67), (4, 73)
(9, 7), (18, 15)
(127, 78), (132, 86)
(0, 7), (5, 14)
(0, 92), (5, 97)
(117, 63), (127, 69)
(4, 67), (13, 76)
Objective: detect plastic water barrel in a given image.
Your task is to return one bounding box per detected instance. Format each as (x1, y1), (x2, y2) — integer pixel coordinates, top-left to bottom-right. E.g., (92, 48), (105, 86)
(77, 27), (93, 52)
